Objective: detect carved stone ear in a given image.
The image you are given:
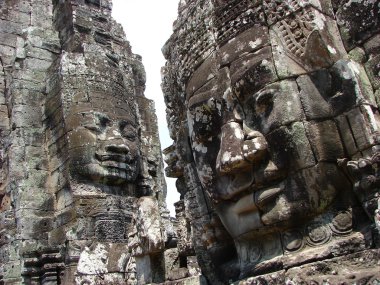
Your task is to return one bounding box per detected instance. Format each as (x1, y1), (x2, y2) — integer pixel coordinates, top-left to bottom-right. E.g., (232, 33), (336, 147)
(304, 30), (334, 69)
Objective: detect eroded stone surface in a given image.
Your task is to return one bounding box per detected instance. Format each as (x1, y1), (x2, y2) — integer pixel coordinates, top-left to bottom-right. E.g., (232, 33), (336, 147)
(162, 0), (380, 284)
(0, 1), (174, 284)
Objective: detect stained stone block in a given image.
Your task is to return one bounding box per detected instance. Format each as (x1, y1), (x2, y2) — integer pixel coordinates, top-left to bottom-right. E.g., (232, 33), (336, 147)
(244, 80), (305, 135)
(376, 89), (380, 107)
(336, 0), (380, 50)
(297, 71), (334, 120)
(0, 105), (10, 129)
(331, 60), (377, 108)
(336, 114), (358, 157)
(26, 46), (57, 61)
(0, 32), (18, 48)
(346, 107), (377, 152)
(269, 28), (306, 79)
(55, 207), (77, 228)
(365, 54), (380, 90)
(363, 34), (380, 57)
(2, 261), (22, 279)
(186, 53), (218, 98)
(265, 122), (316, 171)
(218, 25), (270, 66)
(230, 46), (278, 96)
(24, 57), (52, 71)
(15, 217), (52, 240)
(348, 47), (367, 64)
(183, 165), (212, 219)
(0, 45), (16, 58)
(16, 191), (54, 212)
(305, 120), (345, 161)
(0, 19), (24, 34)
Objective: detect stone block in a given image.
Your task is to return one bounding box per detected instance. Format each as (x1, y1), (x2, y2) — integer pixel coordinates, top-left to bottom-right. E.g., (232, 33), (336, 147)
(230, 46), (278, 96)
(16, 190), (54, 212)
(348, 47), (367, 64)
(186, 52), (218, 98)
(266, 122), (316, 171)
(24, 57), (53, 71)
(244, 80), (305, 135)
(305, 120), (345, 162)
(15, 213), (53, 240)
(0, 19), (23, 34)
(2, 261), (22, 280)
(347, 107), (377, 151)
(365, 54), (380, 90)
(336, 0), (380, 50)
(297, 71), (334, 120)
(0, 32), (18, 48)
(0, 45), (15, 58)
(55, 207), (77, 228)
(336, 114), (358, 157)
(331, 60), (377, 108)
(218, 25), (270, 66)
(183, 172), (211, 219)
(364, 34), (380, 57)
(55, 188), (74, 211)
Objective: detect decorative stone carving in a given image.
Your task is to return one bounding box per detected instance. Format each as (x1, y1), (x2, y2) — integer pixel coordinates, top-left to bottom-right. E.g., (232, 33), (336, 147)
(0, 1), (172, 284)
(163, 0), (380, 283)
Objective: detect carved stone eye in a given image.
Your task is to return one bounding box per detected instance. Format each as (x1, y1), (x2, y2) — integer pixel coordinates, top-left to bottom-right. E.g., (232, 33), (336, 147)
(81, 112), (110, 133)
(96, 114), (111, 128)
(120, 121), (137, 141)
(84, 124), (102, 133)
(188, 99), (222, 143)
(255, 89), (275, 115)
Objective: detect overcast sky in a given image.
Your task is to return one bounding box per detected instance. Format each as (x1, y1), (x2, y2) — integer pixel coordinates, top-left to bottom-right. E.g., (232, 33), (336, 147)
(112, 0), (180, 216)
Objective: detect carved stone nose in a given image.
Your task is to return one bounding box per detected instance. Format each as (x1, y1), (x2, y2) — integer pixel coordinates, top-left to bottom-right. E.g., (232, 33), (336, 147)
(242, 133), (268, 164)
(216, 122), (249, 174)
(105, 144), (129, 154)
(217, 122), (268, 175)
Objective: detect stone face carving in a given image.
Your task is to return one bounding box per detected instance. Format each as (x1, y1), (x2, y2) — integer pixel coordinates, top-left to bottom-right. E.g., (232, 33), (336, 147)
(0, 1), (177, 284)
(55, 55), (141, 189)
(65, 79), (140, 186)
(163, 0), (380, 283)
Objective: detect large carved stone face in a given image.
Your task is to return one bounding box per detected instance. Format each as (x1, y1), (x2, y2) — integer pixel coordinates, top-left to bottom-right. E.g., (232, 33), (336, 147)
(164, 0), (380, 282)
(186, 28), (368, 240)
(67, 97), (139, 185)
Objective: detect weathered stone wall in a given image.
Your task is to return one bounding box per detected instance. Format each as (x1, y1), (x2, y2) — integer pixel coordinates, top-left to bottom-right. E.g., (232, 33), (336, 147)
(163, 0), (380, 284)
(0, 1), (61, 283)
(0, 1), (173, 284)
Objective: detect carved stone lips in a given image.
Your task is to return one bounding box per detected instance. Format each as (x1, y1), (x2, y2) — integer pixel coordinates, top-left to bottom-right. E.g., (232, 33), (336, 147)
(231, 181), (285, 215)
(96, 153), (130, 163)
(220, 168), (285, 215)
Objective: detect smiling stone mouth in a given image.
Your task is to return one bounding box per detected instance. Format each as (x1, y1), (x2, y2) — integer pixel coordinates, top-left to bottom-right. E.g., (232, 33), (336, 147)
(96, 153), (130, 163)
(217, 168), (286, 213)
(100, 160), (127, 169)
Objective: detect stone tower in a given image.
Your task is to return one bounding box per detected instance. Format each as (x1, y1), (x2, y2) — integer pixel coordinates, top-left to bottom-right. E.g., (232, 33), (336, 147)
(0, 0), (173, 284)
(162, 0), (380, 284)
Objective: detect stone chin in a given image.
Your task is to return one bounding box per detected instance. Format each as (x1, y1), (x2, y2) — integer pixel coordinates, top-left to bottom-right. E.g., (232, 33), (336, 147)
(212, 162), (349, 239)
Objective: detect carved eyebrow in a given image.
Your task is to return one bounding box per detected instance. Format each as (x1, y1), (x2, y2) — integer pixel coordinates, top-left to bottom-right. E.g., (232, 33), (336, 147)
(94, 111), (111, 122)
(119, 120), (137, 129)
(187, 90), (217, 107)
(255, 89), (276, 105)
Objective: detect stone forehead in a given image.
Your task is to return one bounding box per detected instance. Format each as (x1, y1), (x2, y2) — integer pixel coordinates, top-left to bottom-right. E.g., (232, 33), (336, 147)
(164, 0), (327, 79)
(59, 55), (138, 117)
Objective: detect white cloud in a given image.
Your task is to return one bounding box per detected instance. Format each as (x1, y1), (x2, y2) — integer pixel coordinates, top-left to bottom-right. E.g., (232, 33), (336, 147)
(112, 0), (180, 216)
